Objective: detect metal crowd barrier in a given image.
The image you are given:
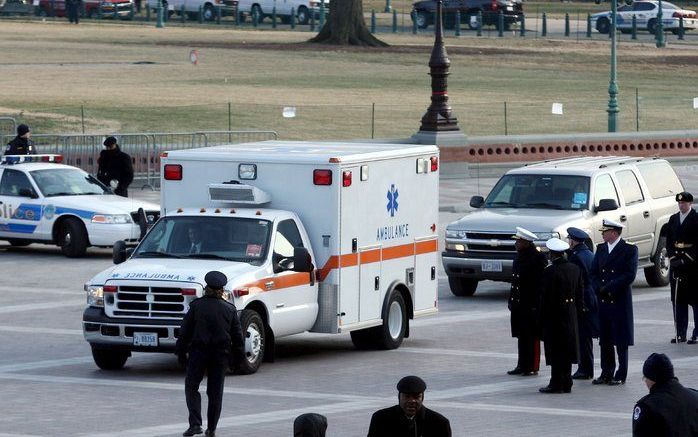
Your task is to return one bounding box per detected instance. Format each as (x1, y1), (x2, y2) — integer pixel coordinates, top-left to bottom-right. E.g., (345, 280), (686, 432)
(0, 117), (17, 138)
(0, 130), (278, 189)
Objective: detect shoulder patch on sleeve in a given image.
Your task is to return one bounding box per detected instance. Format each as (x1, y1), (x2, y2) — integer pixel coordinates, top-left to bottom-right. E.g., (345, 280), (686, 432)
(633, 406), (641, 421)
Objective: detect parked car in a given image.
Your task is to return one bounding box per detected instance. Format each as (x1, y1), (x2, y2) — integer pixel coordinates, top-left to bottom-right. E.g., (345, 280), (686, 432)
(442, 156), (683, 297)
(36, 0), (135, 19)
(0, 0), (34, 15)
(237, 0), (328, 25)
(147, 0), (237, 21)
(412, 0), (524, 30)
(591, 1), (697, 34)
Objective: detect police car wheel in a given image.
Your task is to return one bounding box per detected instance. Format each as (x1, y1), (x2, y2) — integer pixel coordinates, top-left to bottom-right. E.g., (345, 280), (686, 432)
(448, 277), (478, 297)
(644, 236), (670, 287)
(236, 309), (265, 375)
(91, 347), (129, 370)
(58, 218), (88, 257)
(7, 239), (31, 247)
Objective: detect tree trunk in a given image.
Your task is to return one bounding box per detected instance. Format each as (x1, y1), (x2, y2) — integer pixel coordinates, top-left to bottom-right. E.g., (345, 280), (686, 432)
(310, 0), (388, 47)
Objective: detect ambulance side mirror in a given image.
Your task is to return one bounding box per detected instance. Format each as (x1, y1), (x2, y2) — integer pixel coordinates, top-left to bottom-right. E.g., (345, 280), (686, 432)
(113, 240), (128, 264)
(292, 247), (313, 273)
(470, 195), (484, 208)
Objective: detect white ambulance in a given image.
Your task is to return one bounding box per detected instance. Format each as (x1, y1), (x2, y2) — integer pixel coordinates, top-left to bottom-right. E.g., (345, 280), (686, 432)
(82, 141), (440, 373)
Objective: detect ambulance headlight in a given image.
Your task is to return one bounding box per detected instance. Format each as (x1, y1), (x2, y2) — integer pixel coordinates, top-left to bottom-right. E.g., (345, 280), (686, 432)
(445, 229), (467, 239)
(238, 163), (257, 180)
(91, 214), (132, 224)
(85, 284), (104, 307)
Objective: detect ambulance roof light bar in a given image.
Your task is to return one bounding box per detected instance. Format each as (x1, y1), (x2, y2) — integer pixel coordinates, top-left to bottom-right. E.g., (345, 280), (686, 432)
(1, 154), (64, 165)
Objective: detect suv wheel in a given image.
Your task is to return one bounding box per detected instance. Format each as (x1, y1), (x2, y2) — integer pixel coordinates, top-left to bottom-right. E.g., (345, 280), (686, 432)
(596, 16), (610, 34)
(415, 10), (430, 29)
(644, 236), (670, 287)
(296, 5), (309, 25)
(448, 277), (478, 297)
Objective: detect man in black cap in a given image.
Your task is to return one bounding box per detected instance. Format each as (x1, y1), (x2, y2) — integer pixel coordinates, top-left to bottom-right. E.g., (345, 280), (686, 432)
(4, 124), (35, 155)
(590, 219), (638, 386)
(367, 375), (451, 437)
(666, 192), (698, 344)
(176, 271), (245, 437)
(97, 136), (133, 197)
(566, 227), (599, 380)
(632, 353), (698, 436)
(293, 413), (327, 437)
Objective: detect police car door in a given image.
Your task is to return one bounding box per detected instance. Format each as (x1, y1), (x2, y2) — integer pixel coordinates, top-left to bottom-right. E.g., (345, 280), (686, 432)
(0, 168), (44, 239)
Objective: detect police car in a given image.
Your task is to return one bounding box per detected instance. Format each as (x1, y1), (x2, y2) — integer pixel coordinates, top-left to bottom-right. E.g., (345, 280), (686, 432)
(591, 1), (697, 34)
(0, 154), (160, 257)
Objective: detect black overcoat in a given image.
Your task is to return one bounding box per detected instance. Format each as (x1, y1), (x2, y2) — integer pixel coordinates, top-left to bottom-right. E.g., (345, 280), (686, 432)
(666, 209), (698, 306)
(540, 257), (583, 366)
(367, 405), (451, 437)
(509, 245), (548, 338)
(590, 239), (638, 347)
(97, 146), (134, 192)
(632, 378), (698, 437)
(568, 243), (599, 338)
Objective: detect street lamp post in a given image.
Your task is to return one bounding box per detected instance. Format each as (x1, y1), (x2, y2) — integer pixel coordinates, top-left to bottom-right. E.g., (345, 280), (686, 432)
(656, 0), (666, 47)
(607, 0), (619, 132)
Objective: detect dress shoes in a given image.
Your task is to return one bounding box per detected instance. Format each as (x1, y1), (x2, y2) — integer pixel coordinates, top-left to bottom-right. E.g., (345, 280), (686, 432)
(688, 338), (697, 345)
(205, 430), (215, 437)
(608, 379), (625, 385)
(520, 371), (538, 376)
(671, 337), (687, 344)
(183, 426), (203, 436)
(592, 376), (612, 385)
(507, 367), (524, 375)
(572, 372), (592, 380)
(539, 386), (564, 394)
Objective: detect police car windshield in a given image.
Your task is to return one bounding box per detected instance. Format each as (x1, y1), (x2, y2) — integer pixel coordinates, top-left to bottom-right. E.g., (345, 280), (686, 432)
(484, 174), (591, 210)
(30, 169), (109, 197)
(133, 216), (272, 264)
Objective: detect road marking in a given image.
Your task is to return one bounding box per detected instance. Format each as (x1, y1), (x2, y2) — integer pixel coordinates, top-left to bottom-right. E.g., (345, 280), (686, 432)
(635, 319), (674, 326)
(0, 325), (83, 336)
(0, 285), (79, 295)
(396, 347), (517, 359)
(432, 401), (628, 419)
(0, 357), (94, 373)
(0, 301), (83, 314)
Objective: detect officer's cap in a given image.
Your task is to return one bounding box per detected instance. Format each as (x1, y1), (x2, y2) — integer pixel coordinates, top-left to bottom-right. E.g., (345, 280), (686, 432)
(599, 219), (624, 232)
(642, 353), (675, 383)
(103, 136), (118, 147)
(546, 237), (570, 253)
(396, 375), (426, 394)
(17, 124), (30, 136)
(204, 271), (227, 289)
(566, 227), (589, 242)
(676, 192), (693, 203)
(511, 227), (538, 242)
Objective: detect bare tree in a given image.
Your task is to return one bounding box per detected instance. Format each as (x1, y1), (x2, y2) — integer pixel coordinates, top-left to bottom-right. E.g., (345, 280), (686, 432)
(310, 0), (388, 47)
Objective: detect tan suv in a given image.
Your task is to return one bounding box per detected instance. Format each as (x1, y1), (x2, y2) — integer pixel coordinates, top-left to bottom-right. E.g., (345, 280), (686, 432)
(442, 156), (682, 296)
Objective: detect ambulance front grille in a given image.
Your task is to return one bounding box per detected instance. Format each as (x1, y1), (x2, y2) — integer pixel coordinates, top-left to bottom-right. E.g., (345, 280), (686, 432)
(112, 286), (185, 319)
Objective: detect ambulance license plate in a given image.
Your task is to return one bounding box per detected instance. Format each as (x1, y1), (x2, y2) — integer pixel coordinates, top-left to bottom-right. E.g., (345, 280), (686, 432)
(481, 261), (502, 272)
(133, 332), (158, 347)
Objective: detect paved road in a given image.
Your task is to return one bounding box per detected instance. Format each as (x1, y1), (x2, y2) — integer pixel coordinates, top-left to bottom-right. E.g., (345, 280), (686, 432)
(1, 165), (697, 436)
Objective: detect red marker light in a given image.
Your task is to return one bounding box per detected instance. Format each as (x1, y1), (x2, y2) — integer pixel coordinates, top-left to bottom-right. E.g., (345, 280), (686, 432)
(430, 156), (439, 172)
(233, 288), (249, 298)
(342, 171), (352, 187)
(181, 288), (197, 296)
(313, 169), (332, 186)
(103, 285), (117, 293)
(164, 164), (182, 180)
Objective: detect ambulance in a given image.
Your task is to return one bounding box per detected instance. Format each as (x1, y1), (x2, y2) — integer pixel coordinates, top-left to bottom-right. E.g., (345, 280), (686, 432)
(82, 141), (440, 374)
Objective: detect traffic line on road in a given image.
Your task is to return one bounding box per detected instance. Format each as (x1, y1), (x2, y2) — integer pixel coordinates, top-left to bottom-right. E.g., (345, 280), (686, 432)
(635, 319), (675, 326)
(0, 285), (79, 295)
(396, 347), (517, 359)
(431, 400), (628, 419)
(0, 325), (83, 336)
(0, 301), (84, 314)
(0, 356), (95, 373)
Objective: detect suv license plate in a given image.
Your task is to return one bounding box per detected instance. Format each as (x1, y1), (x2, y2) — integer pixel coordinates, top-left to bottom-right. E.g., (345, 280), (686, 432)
(133, 332), (158, 347)
(481, 261), (503, 272)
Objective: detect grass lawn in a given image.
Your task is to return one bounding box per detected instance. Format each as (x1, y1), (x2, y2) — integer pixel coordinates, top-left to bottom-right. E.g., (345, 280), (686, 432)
(0, 20), (695, 140)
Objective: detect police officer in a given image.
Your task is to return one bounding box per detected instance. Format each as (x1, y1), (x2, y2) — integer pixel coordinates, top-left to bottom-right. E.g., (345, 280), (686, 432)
(632, 353), (698, 436)
(367, 376), (451, 437)
(97, 136), (134, 197)
(567, 227), (599, 380)
(539, 238), (583, 394)
(176, 271), (245, 437)
(666, 192), (698, 344)
(590, 219), (638, 386)
(4, 124), (35, 155)
(508, 227), (548, 377)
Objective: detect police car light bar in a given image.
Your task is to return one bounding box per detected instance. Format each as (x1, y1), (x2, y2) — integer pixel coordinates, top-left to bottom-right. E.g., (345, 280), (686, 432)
(0, 154), (64, 165)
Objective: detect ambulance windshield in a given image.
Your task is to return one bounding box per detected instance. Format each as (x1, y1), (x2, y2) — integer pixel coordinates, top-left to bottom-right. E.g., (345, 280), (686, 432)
(30, 168), (109, 197)
(133, 216), (271, 263)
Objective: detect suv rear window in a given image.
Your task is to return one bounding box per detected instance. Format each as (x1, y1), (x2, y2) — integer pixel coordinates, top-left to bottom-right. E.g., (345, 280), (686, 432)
(485, 174), (590, 210)
(636, 161), (683, 199)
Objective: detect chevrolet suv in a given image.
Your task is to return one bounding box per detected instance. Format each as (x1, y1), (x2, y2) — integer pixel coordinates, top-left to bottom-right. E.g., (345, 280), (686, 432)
(442, 156), (682, 296)
(412, 0), (524, 30)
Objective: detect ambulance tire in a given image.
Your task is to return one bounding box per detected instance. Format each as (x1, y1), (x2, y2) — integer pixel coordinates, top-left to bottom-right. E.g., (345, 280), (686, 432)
(376, 290), (407, 350)
(91, 347), (129, 370)
(58, 217), (88, 257)
(236, 309), (265, 375)
(448, 276), (478, 297)
(7, 239), (31, 247)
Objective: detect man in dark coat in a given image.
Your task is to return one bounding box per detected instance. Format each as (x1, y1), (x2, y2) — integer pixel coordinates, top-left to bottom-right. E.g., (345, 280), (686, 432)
(4, 124), (35, 155)
(567, 227), (599, 380)
(176, 271), (245, 437)
(367, 376), (451, 437)
(97, 136), (133, 197)
(666, 192), (698, 344)
(539, 238), (584, 394)
(508, 227), (548, 376)
(632, 353), (698, 436)
(590, 219), (638, 386)
(66, 0), (80, 23)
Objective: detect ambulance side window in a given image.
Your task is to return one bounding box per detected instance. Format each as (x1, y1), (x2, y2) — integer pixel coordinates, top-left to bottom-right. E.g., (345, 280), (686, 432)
(0, 169), (34, 197)
(274, 219), (304, 258)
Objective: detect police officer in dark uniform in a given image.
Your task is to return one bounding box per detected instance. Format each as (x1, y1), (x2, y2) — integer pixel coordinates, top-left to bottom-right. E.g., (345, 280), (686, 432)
(176, 271), (245, 437)
(4, 124), (35, 155)
(632, 353), (698, 436)
(590, 219), (638, 386)
(567, 227), (599, 380)
(97, 136), (134, 197)
(666, 192), (698, 344)
(508, 227), (548, 376)
(539, 238), (583, 394)
(367, 376), (451, 437)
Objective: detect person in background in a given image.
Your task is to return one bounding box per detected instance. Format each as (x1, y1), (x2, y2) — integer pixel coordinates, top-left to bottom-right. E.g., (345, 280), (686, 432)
(508, 227), (548, 377)
(293, 413), (327, 437)
(97, 136), (133, 197)
(632, 353), (698, 436)
(5, 124), (35, 155)
(66, 0), (80, 23)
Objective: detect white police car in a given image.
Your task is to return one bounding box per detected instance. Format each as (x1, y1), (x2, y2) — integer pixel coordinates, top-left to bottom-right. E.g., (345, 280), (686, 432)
(0, 154), (160, 257)
(592, 1), (697, 34)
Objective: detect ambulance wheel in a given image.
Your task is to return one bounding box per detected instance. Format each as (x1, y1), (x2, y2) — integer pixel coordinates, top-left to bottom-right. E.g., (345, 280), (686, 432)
(58, 217), (88, 257)
(448, 277), (478, 297)
(645, 236), (670, 287)
(7, 239), (31, 247)
(91, 347), (129, 370)
(376, 290), (407, 350)
(236, 309), (265, 375)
